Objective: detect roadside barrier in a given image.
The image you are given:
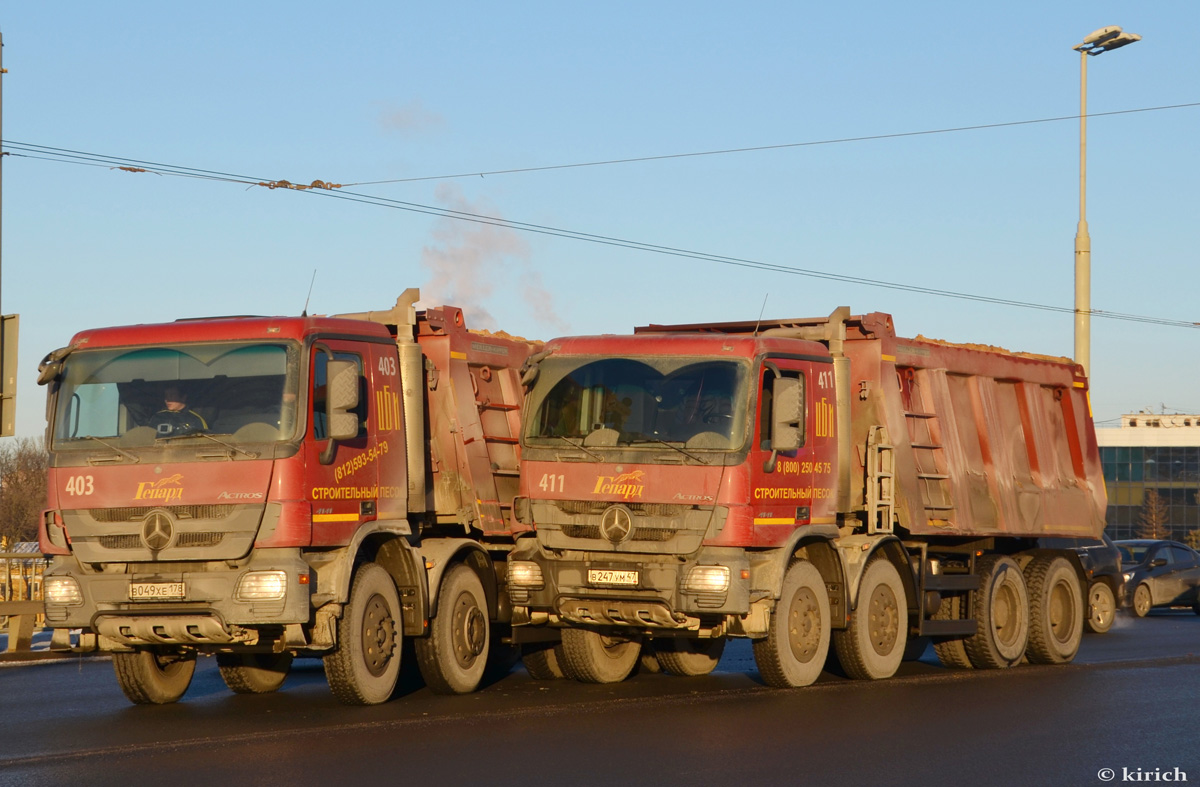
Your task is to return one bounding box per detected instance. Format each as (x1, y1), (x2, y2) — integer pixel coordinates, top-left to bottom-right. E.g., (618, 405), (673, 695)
(1, 549), (48, 658)
(1, 600), (44, 654)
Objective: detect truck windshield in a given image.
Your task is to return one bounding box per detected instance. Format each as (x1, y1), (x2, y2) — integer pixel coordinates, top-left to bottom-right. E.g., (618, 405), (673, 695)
(525, 356), (749, 450)
(51, 342), (300, 448)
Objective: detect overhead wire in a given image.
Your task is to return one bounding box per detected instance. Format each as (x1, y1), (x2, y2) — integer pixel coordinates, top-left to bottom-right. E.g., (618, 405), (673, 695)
(341, 102), (1200, 186)
(303, 185), (1199, 329)
(2, 102), (1199, 329)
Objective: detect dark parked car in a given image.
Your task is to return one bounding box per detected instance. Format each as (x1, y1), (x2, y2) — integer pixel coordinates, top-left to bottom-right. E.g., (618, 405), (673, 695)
(1114, 539), (1200, 617)
(1040, 534), (1124, 634)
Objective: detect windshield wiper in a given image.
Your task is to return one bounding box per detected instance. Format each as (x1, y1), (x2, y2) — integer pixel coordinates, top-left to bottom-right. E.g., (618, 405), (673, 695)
(630, 438), (710, 464)
(157, 431), (259, 459)
(554, 434), (602, 461)
(83, 435), (141, 464)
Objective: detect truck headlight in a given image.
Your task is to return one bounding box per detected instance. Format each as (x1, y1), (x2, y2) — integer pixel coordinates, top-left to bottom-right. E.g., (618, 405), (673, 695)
(508, 561), (544, 589)
(45, 576), (83, 605)
(682, 565), (731, 595)
(235, 570), (288, 601)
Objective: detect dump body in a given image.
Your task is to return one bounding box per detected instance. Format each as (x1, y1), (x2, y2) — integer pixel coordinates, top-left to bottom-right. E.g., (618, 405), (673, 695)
(36, 292), (538, 704)
(791, 310), (1105, 539)
(509, 308), (1106, 685)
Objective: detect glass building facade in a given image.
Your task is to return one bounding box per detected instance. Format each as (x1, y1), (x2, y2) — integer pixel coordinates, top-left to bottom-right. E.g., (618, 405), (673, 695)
(1097, 416), (1200, 542)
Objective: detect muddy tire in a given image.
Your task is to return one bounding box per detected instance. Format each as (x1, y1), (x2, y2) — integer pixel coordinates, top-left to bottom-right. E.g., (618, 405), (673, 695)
(1131, 583), (1152, 617)
(559, 629), (640, 684)
(965, 555), (1029, 669)
(654, 637), (726, 677)
(112, 649), (197, 705)
(1024, 556), (1084, 664)
(638, 644), (663, 674)
(931, 594), (973, 669)
(521, 642), (568, 680)
(753, 559), (830, 688)
(1085, 581), (1117, 634)
(833, 557), (907, 681)
(217, 652), (293, 694)
(414, 564), (490, 695)
(324, 562), (402, 705)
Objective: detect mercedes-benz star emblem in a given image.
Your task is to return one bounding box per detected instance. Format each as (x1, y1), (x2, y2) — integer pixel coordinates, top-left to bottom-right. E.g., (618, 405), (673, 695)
(142, 511), (175, 551)
(599, 505), (634, 545)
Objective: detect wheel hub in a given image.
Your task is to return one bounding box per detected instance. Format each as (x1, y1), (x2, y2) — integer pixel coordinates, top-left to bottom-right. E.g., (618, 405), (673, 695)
(787, 587), (821, 663)
(868, 583), (900, 657)
(362, 592), (398, 677)
(451, 591), (488, 668)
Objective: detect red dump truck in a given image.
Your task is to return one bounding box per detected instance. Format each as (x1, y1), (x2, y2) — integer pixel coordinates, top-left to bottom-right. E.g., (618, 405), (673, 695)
(507, 308), (1107, 686)
(36, 290), (538, 704)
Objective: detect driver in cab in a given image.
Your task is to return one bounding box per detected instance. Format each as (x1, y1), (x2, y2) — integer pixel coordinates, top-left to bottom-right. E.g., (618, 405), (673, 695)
(153, 385), (207, 437)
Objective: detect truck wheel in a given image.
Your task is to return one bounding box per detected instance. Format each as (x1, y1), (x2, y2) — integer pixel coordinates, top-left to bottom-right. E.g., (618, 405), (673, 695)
(1024, 555), (1084, 664)
(324, 562), (402, 705)
(931, 595), (973, 669)
(217, 652), (293, 694)
(520, 642), (568, 680)
(414, 564), (490, 695)
(654, 637), (726, 677)
(638, 643), (662, 674)
(833, 557), (907, 680)
(752, 559), (830, 688)
(112, 649), (197, 705)
(559, 629), (640, 684)
(1131, 584), (1152, 617)
(1085, 581), (1117, 634)
(965, 555), (1029, 669)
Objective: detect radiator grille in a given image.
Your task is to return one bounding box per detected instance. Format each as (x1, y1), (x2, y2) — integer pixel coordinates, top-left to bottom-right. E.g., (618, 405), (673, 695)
(88, 505), (237, 522)
(98, 532), (225, 549)
(560, 524), (677, 542)
(554, 501), (687, 517)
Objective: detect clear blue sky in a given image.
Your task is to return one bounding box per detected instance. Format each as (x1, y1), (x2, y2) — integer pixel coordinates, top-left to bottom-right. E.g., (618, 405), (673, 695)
(1, 1), (1196, 438)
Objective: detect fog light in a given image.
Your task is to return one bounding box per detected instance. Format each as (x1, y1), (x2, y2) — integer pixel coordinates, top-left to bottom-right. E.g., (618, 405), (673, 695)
(236, 570), (288, 601)
(682, 565), (731, 595)
(45, 576), (83, 605)
(508, 561), (544, 589)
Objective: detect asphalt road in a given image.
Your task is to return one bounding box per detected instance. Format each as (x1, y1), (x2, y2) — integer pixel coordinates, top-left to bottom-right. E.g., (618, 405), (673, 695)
(1, 610), (1198, 787)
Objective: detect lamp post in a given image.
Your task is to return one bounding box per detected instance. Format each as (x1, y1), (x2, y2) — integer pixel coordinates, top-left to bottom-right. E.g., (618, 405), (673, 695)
(1072, 26), (1141, 377)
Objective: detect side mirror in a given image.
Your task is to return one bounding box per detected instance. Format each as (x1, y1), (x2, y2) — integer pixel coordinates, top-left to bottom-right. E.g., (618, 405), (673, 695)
(764, 375), (804, 472)
(771, 376), (804, 452)
(325, 360), (360, 442)
(37, 346), (73, 386)
(1149, 557), (1168, 568)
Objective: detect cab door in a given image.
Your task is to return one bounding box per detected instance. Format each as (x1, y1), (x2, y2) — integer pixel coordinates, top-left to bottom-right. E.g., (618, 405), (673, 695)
(306, 341), (378, 546)
(747, 356), (837, 547)
(366, 342), (408, 522)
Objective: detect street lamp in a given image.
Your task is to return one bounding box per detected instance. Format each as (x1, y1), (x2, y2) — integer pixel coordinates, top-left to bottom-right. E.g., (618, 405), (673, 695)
(1072, 25), (1141, 377)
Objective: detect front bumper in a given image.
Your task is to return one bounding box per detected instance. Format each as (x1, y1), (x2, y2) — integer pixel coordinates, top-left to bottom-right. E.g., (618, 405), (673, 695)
(508, 541), (750, 630)
(42, 548), (312, 647)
